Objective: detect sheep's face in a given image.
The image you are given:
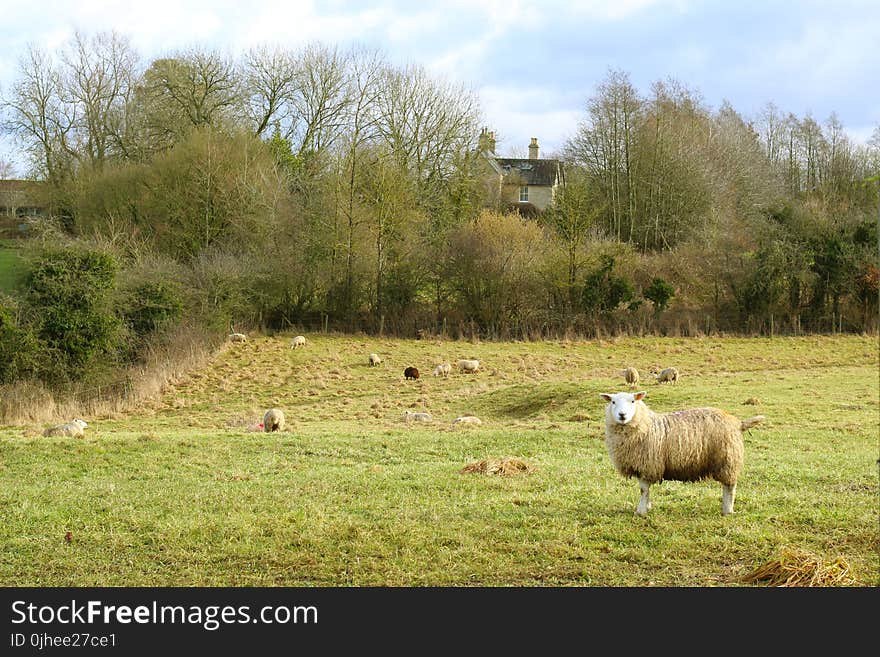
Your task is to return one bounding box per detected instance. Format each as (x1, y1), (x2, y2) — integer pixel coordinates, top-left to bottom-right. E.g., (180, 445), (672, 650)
(599, 392), (646, 425)
(73, 419), (88, 429)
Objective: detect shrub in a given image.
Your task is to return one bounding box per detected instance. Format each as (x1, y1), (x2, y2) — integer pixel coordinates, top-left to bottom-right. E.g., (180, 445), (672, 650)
(644, 277), (676, 312)
(121, 280), (184, 338)
(582, 255), (635, 314)
(0, 296), (41, 383)
(25, 247), (123, 382)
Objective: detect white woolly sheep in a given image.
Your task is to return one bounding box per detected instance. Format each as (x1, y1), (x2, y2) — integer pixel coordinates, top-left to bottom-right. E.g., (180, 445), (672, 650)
(652, 367), (679, 384)
(402, 410), (432, 423)
(433, 363), (451, 377)
(621, 366), (639, 388)
(369, 353), (382, 367)
(263, 408), (286, 432)
(599, 391), (764, 516)
(452, 415), (482, 426)
(228, 332), (248, 343)
(457, 359), (480, 373)
(290, 335), (307, 349)
(43, 418), (88, 438)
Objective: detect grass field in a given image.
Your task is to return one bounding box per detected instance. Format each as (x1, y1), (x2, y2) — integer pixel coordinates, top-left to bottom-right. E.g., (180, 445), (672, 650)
(1, 334), (877, 586)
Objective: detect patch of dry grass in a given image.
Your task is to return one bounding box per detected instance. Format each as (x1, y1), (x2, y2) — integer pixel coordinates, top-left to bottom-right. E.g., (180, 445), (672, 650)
(741, 547), (860, 587)
(461, 457), (535, 476)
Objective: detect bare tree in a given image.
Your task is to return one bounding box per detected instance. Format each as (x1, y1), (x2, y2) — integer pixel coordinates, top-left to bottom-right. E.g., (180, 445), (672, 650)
(377, 64), (482, 196)
(140, 48), (239, 147)
(292, 43), (351, 156)
(1, 44), (75, 184)
(542, 168), (601, 311)
(241, 45), (298, 138)
(565, 69), (641, 242)
(755, 102), (784, 166)
(0, 158), (16, 179)
(61, 31), (139, 169)
(335, 45), (385, 325)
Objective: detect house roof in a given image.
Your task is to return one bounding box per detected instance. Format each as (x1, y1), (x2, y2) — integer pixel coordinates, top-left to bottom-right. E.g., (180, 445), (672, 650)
(493, 158), (561, 187)
(0, 179), (45, 210)
(0, 179), (41, 192)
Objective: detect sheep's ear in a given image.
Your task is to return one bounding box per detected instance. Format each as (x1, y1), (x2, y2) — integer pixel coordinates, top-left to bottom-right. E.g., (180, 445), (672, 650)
(634, 391), (647, 401)
(599, 393), (613, 402)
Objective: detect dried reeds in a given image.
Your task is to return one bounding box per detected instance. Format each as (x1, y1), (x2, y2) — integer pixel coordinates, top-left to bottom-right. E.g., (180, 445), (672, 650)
(460, 457), (534, 476)
(741, 547), (859, 587)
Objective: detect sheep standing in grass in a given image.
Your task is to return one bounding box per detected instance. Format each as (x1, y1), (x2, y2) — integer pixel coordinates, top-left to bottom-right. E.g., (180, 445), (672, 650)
(402, 410), (432, 423)
(599, 391), (764, 516)
(291, 335), (307, 349)
(228, 332), (248, 343)
(263, 408), (286, 432)
(621, 367), (639, 388)
(433, 363), (451, 377)
(652, 367), (679, 384)
(369, 353), (382, 367)
(43, 418), (88, 438)
(457, 359), (480, 374)
(404, 366), (420, 380)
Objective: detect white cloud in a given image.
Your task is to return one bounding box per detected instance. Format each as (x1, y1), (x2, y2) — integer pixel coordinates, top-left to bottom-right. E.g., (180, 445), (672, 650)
(564, 0), (678, 21)
(480, 85), (581, 156)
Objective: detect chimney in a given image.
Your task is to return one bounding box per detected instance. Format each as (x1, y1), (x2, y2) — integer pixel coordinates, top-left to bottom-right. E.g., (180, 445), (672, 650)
(479, 127), (497, 155)
(529, 137), (539, 160)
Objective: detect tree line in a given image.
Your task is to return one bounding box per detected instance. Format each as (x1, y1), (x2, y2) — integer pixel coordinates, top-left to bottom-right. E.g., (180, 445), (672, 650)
(0, 31), (877, 389)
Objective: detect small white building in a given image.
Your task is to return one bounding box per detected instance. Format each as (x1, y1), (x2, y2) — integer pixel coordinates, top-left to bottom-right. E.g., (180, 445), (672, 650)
(478, 129), (564, 215)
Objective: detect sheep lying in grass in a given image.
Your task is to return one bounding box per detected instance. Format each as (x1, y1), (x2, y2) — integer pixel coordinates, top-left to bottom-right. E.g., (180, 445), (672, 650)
(621, 366), (639, 388)
(452, 415), (482, 426)
(42, 418), (88, 438)
(433, 363), (451, 377)
(402, 410), (432, 423)
(290, 335), (307, 349)
(652, 367), (679, 384)
(369, 353), (382, 367)
(599, 391), (764, 516)
(228, 332), (248, 343)
(457, 359), (480, 373)
(263, 408), (286, 432)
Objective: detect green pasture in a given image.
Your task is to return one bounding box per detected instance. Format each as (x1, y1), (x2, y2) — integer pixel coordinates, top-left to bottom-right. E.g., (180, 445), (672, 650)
(1, 334), (877, 586)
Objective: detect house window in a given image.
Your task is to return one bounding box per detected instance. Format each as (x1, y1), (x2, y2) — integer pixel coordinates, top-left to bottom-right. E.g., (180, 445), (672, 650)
(519, 186), (529, 202)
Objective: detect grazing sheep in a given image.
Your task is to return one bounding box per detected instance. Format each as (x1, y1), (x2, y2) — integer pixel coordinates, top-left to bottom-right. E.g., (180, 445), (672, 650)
(433, 363), (451, 377)
(228, 332), (248, 343)
(599, 390), (764, 516)
(452, 415), (482, 426)
(42, 418), (88, 438)
(290, 335), (307, 349)
(263, 408), (286, 432)
(652, 367), (679, 384)
(402, 410), (432, 423)
(404, 366), (420, 380)
(369, 353), (382, 367)
(457, 359), (480, 374)
(621, 366), (640, 388)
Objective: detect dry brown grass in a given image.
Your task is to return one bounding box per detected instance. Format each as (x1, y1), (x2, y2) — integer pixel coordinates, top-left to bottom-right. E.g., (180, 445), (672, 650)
(0, 323), (221, 425)
(460, 457), (535, 476)
(741, 547), (860, 587)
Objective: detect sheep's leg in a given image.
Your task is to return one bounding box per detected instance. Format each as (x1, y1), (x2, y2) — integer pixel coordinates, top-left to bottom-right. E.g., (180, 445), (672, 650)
(636, 479), (652, 515)
(722, 483), (736, 515)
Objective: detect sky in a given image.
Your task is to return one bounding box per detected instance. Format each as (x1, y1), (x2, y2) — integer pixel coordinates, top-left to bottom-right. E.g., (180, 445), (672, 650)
(1, 0), (879, 175)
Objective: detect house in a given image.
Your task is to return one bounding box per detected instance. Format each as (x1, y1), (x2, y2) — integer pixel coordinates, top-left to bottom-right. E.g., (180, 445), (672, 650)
(478, 128), (564, 215)
(0, 179), (45, 237)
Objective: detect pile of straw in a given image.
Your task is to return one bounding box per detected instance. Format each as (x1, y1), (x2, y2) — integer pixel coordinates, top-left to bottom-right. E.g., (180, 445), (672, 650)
(460, 457), (534, 476)
(741, 547), (859, 587)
